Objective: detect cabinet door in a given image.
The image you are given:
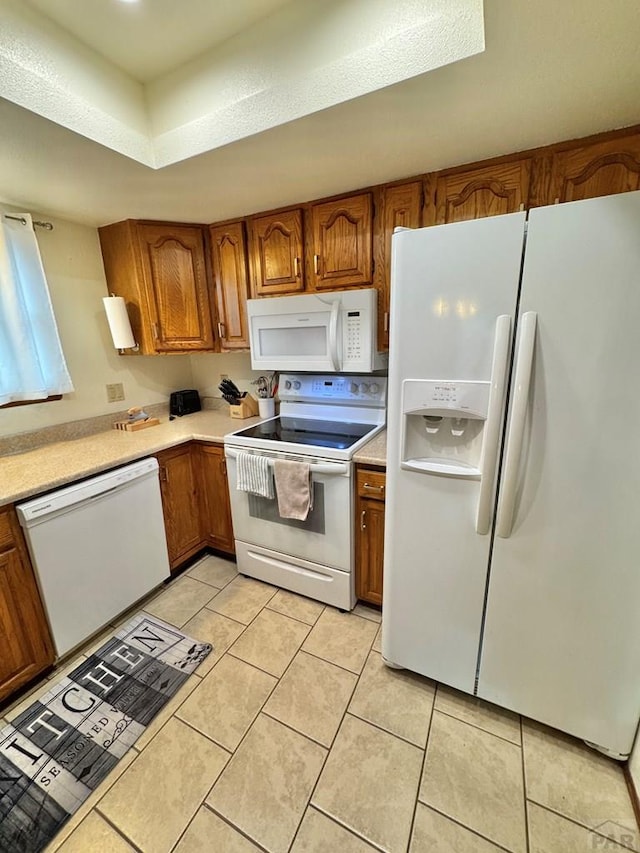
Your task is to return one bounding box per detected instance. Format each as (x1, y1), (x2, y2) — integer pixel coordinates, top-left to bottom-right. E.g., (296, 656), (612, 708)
(157, 445), (202, 570)
(250, 209), (304, 295)
(311, 193), (373, 289)
(355, 469), (386, 606)
(210, 222), (250, 349)
(548, 136), (640, 203)
(0, 539), (55, 702)
(433, 160), (532, 225)
(378, 182), (423, 349)
(138, 224), (214, 352)
(197, 444), (235, 554)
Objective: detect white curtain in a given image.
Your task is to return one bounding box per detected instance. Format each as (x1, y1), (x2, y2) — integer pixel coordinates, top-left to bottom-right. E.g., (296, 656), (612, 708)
(0, 213), (74, 405)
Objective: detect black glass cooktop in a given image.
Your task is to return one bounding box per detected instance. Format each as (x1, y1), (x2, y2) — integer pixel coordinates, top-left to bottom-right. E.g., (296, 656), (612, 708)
(233, 417), (374, 450)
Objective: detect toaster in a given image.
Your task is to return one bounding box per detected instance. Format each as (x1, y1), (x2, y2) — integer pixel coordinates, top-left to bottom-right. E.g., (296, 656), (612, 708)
(169, 389), (201, 417)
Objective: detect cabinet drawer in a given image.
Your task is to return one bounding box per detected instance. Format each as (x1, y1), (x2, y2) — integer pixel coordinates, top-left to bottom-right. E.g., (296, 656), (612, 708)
(0, 510), (14, 552)
(356, 469), (386, 500)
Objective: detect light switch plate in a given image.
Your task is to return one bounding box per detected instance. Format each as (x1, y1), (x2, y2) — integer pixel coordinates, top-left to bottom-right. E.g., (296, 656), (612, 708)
(106, 382), (125, 403)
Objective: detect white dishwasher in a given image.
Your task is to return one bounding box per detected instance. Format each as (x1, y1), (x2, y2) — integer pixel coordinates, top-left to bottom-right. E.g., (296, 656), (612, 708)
(16, 457), (170, 657)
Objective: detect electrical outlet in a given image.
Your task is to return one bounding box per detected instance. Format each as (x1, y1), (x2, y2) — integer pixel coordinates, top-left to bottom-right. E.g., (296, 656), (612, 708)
(106, 383), (125, 403)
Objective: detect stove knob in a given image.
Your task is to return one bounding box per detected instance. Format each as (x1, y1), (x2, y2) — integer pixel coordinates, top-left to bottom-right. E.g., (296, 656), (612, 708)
(284, 380), (292, 390)
(359, 382), (369, 394)
(369, 382), (380, 395)
(350, 382), (359, 394)
(293, 381), (301, 390)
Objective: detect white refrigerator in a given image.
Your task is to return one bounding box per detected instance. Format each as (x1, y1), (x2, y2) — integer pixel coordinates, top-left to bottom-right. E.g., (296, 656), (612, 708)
(381, 190), (640, 758)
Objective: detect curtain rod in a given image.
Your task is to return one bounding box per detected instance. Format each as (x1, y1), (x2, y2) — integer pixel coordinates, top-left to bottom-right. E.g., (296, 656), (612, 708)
(3, 214), (54, 231)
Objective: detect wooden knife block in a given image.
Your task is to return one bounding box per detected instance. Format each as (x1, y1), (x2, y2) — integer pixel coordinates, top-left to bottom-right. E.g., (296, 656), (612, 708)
(229, 395), (259, 419)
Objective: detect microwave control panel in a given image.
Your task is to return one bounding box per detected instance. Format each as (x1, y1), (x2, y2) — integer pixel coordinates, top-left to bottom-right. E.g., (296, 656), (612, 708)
(279, 374), (387, 405)
(345, 311), (364, 362)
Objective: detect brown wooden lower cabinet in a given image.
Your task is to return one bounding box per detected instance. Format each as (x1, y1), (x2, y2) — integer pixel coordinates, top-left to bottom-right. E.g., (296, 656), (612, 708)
(156, 443), (202, 571)
(197, 443), (235, 554)
(0, 506), (55, 703)
(355, 467), (386, 606)
(156, 441), (235, 572)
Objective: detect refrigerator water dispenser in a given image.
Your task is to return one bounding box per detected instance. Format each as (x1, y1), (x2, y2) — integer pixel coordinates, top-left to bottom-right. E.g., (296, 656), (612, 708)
(400, 379), (491, 478)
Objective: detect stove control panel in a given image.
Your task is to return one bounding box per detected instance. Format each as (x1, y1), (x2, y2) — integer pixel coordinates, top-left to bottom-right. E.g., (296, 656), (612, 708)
(279, 374), (387, 406)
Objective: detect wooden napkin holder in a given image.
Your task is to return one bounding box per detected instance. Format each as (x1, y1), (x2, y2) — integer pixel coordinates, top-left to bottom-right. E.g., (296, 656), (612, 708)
(112, 418), (160, 432)
(229, 394), (259, 419)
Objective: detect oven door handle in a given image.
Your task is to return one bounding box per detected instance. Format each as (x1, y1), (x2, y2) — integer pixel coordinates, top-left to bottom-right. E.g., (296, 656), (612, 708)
(225, 448), (349, 476)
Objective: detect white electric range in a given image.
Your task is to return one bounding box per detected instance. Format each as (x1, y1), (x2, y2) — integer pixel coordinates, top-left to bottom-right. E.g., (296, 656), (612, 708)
(224, 373), (386, 610)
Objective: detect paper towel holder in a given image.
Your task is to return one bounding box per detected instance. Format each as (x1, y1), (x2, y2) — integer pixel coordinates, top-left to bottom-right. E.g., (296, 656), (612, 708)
(103, 295), (139, 353)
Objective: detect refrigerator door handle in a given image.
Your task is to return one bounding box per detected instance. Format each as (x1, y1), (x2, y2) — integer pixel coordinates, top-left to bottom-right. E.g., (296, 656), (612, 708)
(476, 314), (512, 534)
(495, 311), (538, 539)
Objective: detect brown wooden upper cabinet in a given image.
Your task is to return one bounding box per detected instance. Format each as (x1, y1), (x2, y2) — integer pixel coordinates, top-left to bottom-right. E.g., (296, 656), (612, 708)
(310, 193), (373, 289)
(377, 182), (423, 348)
(548, 135), (640, 204)
(430, 160), (532, 225)
(99, 220), (215, 354)
(209, 222), (251, 350)
(249, 208), (304, 296)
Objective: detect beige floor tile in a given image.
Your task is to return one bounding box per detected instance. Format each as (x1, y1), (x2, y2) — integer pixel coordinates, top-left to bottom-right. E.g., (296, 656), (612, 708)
(177, 654), (276, 751)
(99, 717), (229, 853)
(435, 684), (521, 745)
(419, 711), (527, 853)
(174, 806), (262, 852)
(134, 673), (202, 751)
(208, 713), (326, 853)
(312, 714), (423, 852)
(182, 608), (246, 675)
(207, 575), (277, 624)
(372, 625), (382, 653)
(528, 801), (636, 852)
(229, 608), (310, 677)
(144, 576), (218, 628)
(410, 803), (506, 852)
(353, 602), (382, 623)
(56, 811), (134, 853)
(349, 651), (435, 747)
(292, 807), (377, 852)
(302, 608), (378, 674)
(45, 750), (138, 852)
(523, 721), (638, 847)
(188, 554), (238, 588)
(264, 651), (357, 746)
(266, 588), (325, 625)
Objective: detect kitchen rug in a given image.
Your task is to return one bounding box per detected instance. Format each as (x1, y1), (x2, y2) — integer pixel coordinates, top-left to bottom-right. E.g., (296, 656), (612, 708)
(0, 612), (212, 853)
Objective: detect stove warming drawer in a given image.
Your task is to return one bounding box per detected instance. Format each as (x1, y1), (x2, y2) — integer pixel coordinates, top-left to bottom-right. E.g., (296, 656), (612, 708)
(235, 541), (353, 610)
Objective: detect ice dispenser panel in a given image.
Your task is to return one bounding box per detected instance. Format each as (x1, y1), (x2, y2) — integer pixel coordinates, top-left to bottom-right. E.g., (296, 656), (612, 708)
(401, 379), (491, 478)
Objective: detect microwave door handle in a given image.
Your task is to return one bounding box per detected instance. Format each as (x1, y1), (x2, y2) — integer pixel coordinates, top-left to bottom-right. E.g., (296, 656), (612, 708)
(329, 299), (340, 370)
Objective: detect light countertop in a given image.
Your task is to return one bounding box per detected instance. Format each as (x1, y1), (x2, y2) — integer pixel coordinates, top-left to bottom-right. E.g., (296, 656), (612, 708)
(1, 414), (387, 507)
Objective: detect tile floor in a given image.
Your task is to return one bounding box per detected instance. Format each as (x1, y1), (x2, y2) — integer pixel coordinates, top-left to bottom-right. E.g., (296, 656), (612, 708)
(3, 553), (639, 853)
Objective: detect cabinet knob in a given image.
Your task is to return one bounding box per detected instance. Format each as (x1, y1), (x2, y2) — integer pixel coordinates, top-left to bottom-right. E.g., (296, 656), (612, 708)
(361, 509), (367, 530)
(363, 482), (384, 493)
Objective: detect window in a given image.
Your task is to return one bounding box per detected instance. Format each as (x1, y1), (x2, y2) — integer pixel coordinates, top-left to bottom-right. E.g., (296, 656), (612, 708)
(0, 213), (73, 406)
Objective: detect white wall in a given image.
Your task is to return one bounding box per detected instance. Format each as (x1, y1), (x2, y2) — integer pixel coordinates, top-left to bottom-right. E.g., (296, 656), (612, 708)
(0, 209), (194, 437)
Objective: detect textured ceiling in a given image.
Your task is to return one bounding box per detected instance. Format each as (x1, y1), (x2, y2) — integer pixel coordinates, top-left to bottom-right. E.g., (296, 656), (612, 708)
(0, 0), (639, 228)
(24, 0), (295, 82)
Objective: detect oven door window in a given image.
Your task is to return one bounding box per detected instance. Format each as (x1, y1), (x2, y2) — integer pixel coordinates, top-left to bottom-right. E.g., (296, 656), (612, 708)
(247, 483), (325, 533)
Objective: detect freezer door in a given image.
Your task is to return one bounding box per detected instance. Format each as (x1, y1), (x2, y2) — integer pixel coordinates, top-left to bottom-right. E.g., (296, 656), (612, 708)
(382, 213), (525, 692)
(478, 190), (640, 756)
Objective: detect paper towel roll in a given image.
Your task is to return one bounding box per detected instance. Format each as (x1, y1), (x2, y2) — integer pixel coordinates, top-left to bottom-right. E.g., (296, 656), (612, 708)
(103, 296), (136, 349)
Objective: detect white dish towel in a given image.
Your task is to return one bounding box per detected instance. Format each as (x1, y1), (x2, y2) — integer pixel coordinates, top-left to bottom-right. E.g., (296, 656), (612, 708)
(273, 459), (313, 520)
(236, 452), (275, 499)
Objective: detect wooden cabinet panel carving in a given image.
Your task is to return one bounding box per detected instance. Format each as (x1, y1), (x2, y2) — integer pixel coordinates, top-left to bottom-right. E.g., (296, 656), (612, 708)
(548, 136), (640, 203)
(156, 445), (202, 571)
(197, 444), (235, 554)
(355, 468), (386, 607)
(250, 209), (304, 295)
(433, 161), (532, 225)
(311, 193), (373, 289)
(210, 222), (250, 349)
(0, 507), (55, 702)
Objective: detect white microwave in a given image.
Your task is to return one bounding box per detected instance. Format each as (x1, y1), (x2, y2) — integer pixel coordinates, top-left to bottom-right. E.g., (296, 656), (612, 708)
(247, 289), (387, 373)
